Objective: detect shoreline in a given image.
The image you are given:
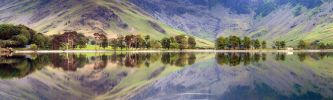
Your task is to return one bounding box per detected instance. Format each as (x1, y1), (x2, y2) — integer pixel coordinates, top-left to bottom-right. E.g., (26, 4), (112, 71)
(12, 49), (333, 54)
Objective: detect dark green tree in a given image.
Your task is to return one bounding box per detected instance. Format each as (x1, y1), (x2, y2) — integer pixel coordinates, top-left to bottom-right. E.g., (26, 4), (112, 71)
(175, 35), (188, 50)
(215, 36), (228, 49)
(32, 33), (50, 49)
(77, 34), (88, 49)
(261, 41), (267, 49)
(101, 38), (108, 49)
(228, 36), (241, 49)
(297, 40), (307, 49)
(188, 36), (196, 49)
(161, 37), (171, 49)
(135, 35), (145, 49)
(242, 36), (251, 49)
(274, 41), (281, 49)
(319, 43), (326, 49)
(253, 39), (261, 49)
(150, 40), (161, 49)
(144, 35), (151, 49)
(117, 35), (125, 50)
(280, 41), (286, 49)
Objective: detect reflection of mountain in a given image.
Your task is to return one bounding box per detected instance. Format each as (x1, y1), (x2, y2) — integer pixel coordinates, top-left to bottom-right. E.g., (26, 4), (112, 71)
(131, 54), (333, 100)
(1, 53), (332, 99)
(0, 52), (210, 99)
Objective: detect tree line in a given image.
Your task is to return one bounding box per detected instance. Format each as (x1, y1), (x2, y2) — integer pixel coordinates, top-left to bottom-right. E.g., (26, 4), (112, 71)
(0, 24), (49, 48)
(52, 32), (197, 50)
(215, 36), (266, 50)
(297, 40), (333, 49)
(108, 34), (197, 50)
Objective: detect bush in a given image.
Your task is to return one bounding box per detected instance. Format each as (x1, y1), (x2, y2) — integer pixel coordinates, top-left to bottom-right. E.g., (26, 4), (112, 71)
(30, 44), (38, 51)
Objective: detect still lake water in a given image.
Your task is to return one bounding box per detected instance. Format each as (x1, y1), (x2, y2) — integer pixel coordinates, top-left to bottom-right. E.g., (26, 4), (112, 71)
(0, 52), (333, 100)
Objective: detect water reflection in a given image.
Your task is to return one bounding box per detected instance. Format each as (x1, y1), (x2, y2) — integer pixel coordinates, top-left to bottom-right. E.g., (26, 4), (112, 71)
(215, 53), (266, 66)
(0, 55), (47, 79)
(297, 52), (333, 62)
(0, 52), (201, 79)
(0, 52), (333, 100)
(132, 52), (333, 100)
(1, 52), (333, 79)
(161, 52), (197, 67)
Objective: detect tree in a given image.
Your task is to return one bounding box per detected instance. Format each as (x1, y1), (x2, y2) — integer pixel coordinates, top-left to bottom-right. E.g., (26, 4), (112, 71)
(169, 37), (178, 49)
(77, 34), (88, 49)
(51, 34), (65, 50)
(280, 41), (286, 49)
(50, 31), (88, 50)
(274, 41), (281, 50)
(150, 40), (161, 49)
(242, 37), (251, 50)
(135, 35), (145, 49)
(188, 36), (196, 49)
(175, 35), (188, 50)
(228, 36), (241, 49)
(161, 37), (171, 49)
(125, 35), (135, 49)
(110, 38), (118, 50)
(93, 33), (107, 50)
(30, 44), (38, 51)
(0, 24), (38, 47)
(13, 34), (29, 46)
(253, 39), (261, 49)
(319, 43), (326, 49)
(261, 41), (267, 49)
(117, 35), (125, 50)
(215, 36), (227, 49)
(144, 35), (151, 49)
(297, 40), (307, 49)
(91, 40), (96, 45)
(101, 38), (108, 49)
(32, 33), (49, 49)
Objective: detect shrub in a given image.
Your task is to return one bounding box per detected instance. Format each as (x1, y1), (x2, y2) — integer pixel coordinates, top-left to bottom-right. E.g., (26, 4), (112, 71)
(30, 44), (38, 51)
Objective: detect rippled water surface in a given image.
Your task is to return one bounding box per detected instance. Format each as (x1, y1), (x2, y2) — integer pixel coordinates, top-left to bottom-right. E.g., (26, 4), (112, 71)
(0, 52), (333, 100)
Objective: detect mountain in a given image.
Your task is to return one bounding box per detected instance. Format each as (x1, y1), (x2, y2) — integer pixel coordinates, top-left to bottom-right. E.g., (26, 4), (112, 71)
(2, 0), (333, 47)
(130, 0), (333, 45)
(0, 0), (213, 48)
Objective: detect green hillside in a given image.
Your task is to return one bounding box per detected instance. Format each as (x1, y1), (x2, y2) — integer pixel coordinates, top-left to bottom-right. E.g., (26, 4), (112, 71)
(0, 0), (213, 48)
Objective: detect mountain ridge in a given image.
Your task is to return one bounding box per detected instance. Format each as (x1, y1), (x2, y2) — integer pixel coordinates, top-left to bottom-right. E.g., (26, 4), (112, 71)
(130, 0), (333, 45)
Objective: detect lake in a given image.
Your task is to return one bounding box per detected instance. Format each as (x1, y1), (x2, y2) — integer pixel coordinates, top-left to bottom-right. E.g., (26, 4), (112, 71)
(0, 52), (333, 100)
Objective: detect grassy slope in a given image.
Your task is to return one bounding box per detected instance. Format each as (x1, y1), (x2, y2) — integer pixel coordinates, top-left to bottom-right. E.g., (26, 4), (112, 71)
(0, 0), (214, 48)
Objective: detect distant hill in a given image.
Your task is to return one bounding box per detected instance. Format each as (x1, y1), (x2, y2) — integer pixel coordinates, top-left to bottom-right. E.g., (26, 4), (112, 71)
(0, 0), (214, 48)
(130, 0), (333, 45)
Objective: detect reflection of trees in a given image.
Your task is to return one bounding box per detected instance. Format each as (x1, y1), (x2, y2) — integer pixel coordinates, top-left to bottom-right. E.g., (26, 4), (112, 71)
(90, 55), (108, 70)
(274, 53), (286, 61)
(161, 52), (197, 67)
(110, 53), (155, 68)
(0, 55), (49, 79)
(297, 53), (307, 62)
(51, 54), (88, 71)
(216, 53), (266, 66)
(297, 53), (333, 61)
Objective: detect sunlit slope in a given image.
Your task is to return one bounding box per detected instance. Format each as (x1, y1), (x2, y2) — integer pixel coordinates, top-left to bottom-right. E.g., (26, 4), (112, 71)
(0, 0), (213, 47)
